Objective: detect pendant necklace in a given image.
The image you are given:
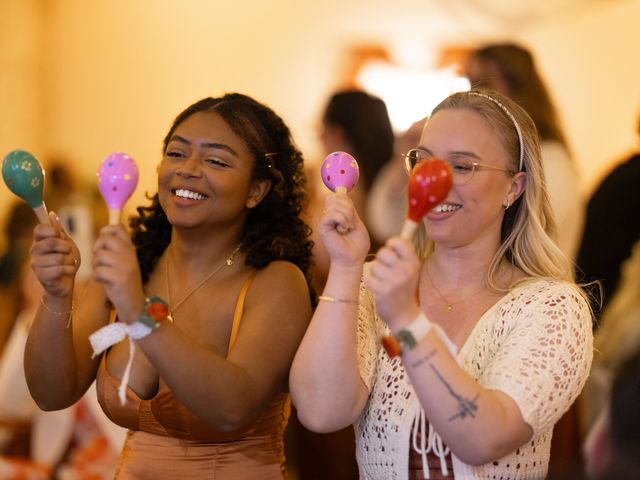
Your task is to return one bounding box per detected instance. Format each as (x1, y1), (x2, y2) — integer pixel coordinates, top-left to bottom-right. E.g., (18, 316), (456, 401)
(424, 263), (455, 313)
(424, 262), (494, 314)
(165, 243), (242, 321)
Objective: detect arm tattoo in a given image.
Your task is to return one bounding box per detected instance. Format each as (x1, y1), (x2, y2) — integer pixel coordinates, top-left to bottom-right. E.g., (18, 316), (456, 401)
(430, 364), (479, 421)
(409, 348), (438, 369)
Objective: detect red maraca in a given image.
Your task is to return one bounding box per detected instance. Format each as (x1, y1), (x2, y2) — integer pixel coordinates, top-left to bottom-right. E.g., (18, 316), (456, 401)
(97, 152), (139, 225)
(321, 151), (359, 234)
(400, 159), (453, 239)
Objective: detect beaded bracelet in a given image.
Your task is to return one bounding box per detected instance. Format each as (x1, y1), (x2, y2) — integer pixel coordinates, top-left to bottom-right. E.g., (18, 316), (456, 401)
(136, 295), (170, 331)
(318, 295), (359, 305)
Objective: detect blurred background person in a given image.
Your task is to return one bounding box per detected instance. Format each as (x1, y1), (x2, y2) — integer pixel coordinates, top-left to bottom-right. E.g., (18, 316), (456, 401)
(576, 109), (640, 315)
(306, 89), (395, 293)
(319, 90), (395, 234)
(465, 42), (584, 262)
(366, 117), (427, 244)
(0, 202), (39, 467)
(583, 346), (640, 479)
(0, 210), (120, 479)
(0, 203), (36, 360)
(580, 239), (640, 443)
(0, 165), (123, 479)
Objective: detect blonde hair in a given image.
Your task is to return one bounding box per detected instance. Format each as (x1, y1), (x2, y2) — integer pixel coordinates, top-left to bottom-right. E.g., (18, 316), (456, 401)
(416, 90), (573, 290)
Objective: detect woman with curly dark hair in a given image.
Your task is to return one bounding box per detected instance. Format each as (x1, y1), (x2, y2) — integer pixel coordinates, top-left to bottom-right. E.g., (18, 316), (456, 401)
(24, 93), (314, 478)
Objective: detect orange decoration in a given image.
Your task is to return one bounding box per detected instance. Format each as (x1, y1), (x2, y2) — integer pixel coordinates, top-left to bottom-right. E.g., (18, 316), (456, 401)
(147, 302), (169, 322)
(381, 335), (401, 358)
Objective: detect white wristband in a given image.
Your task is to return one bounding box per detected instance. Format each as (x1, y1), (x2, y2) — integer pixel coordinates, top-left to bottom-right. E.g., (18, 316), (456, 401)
(382, 312), (458, 358)
(394, 313), (433, 352)
(88, 321), (153, 406)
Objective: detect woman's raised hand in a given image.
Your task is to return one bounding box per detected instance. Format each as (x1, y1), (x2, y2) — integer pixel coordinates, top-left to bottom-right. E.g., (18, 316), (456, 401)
(92, 224), (145, 323)
(30, 211), (81, 298)
(318, 192), (370, 268)
(366, 236), (421, 329)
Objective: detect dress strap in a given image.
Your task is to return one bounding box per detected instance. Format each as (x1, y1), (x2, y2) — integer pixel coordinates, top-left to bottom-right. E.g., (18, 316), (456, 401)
(228, 271), (257, 353)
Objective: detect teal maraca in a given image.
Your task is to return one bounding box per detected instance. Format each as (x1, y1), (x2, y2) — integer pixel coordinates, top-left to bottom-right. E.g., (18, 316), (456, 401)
(2, 149), (49, 224)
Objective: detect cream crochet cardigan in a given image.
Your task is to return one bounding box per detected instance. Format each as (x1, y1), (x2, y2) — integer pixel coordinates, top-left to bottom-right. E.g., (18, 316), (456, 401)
(355, 275), (593, 479)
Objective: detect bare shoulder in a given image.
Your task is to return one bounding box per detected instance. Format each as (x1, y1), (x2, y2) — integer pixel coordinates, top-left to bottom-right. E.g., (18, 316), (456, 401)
(241, 261), (312, 336)
(252, 261), (309, 291)
(246, 261), (311, 309)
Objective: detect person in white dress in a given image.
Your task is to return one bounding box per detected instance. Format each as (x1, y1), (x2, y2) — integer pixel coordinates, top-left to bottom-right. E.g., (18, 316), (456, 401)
(290, 90), (593, 479)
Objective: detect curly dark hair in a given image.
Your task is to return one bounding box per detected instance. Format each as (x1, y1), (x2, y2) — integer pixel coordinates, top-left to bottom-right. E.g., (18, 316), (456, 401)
(129, 93), (314, 298)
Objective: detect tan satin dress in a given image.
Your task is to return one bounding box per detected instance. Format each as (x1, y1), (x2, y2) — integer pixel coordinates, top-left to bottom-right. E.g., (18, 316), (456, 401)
(96, 272), (290, 479)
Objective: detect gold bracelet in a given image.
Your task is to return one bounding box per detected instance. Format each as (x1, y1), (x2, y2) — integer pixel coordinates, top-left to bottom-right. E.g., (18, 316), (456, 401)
(40, 297), (74, 328)
(40, 297), (73, 316)
(318, 295), (359, 305)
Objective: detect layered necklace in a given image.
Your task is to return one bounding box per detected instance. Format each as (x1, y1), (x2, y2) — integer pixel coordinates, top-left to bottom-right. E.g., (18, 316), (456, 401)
(165, 243), (242, 321)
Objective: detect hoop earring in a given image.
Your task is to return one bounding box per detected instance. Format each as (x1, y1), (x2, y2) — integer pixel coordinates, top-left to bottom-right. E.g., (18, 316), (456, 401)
(504, 199), (511, 210)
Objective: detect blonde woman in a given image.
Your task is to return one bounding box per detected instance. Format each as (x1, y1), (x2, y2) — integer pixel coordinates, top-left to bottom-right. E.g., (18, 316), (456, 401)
(290, 91), (593, 479)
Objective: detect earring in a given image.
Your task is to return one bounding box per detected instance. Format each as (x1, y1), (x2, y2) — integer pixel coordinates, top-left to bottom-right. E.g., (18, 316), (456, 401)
(504, 199), (511, 210)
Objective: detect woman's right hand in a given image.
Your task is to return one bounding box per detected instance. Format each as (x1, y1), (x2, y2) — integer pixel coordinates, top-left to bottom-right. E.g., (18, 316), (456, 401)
(30, 211), (80, 298)
(318, 192), (370, 267)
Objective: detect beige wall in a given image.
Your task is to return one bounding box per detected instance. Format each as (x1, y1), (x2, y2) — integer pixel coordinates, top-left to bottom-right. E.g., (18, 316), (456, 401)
(1, 0), (639, 234)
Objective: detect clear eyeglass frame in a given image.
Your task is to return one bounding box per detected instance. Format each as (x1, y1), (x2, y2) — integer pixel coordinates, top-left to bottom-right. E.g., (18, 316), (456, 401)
(403, 148), (516, 186)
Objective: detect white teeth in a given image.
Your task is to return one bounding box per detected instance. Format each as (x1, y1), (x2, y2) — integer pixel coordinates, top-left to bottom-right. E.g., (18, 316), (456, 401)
(433, 203), (460, 213)
(175, 188), (206, 200)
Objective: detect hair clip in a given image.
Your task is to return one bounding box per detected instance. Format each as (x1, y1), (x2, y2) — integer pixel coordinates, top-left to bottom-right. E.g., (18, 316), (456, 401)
(264, 152), (278, 169)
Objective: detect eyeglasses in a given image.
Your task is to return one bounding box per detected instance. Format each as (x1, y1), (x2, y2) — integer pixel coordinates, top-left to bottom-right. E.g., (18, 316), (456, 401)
(403, 148), (516, 186)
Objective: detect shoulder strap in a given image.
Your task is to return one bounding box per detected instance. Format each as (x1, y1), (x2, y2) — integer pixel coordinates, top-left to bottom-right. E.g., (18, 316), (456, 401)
(228, 271), (257, 353)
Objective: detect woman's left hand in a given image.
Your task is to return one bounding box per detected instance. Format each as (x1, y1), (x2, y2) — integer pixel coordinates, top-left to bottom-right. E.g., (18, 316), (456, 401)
(92, 224), (145, 323)
(366, 236), (422, 332)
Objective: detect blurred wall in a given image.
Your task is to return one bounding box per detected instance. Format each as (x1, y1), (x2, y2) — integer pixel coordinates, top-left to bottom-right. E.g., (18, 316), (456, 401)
(523, 0), (640, 193)
(1, 0), (639, 233)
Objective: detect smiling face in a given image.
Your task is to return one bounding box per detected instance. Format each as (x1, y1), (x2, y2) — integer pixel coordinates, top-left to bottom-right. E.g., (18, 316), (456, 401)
(419, 107), (525, 250)
(157, 110), (269, 230)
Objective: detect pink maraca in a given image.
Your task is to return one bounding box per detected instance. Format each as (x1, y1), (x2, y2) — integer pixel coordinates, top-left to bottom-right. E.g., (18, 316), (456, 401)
(321, 151), (359, 194)
(321, 151), (359, 234)
(97, 152), (139, 225)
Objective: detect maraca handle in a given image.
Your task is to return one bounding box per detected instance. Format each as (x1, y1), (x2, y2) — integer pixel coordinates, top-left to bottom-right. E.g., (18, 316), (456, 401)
(108, 209), (121, 226)
(400, 219), (418, 240)
(33, 203), (49, 225)
(333, 186), (349, 235)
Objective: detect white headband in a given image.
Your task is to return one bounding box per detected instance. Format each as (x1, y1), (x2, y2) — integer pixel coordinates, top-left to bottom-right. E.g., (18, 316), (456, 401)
(467, 91), (524, 172)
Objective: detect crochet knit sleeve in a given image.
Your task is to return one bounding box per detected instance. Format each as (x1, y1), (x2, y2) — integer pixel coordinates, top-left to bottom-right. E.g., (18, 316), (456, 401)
(356, 264), (383, 392)
(478, 281), (593, 436)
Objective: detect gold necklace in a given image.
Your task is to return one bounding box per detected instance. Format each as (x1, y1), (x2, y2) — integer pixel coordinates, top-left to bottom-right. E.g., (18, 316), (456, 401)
(424, 263), (455, 313)
(424, 263), (494, 314)
(165, 243), (242, 321)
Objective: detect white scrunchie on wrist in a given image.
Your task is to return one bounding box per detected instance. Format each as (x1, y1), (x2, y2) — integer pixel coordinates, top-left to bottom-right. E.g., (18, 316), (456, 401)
(89, 322), (153, 405)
